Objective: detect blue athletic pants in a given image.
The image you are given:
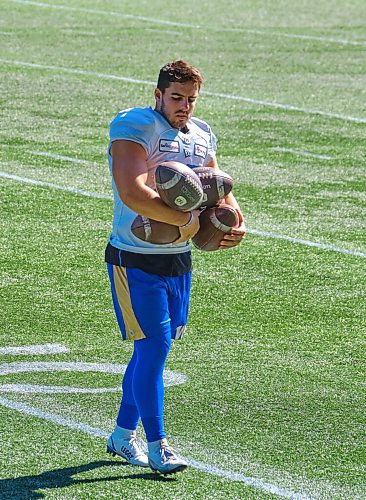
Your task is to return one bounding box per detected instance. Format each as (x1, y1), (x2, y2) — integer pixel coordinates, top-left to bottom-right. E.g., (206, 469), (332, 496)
(107, 263), (191, 442)
(117, 332), (171, 441)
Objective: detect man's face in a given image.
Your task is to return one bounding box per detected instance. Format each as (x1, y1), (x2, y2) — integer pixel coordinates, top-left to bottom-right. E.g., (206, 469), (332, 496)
(154, 81), (199, 129)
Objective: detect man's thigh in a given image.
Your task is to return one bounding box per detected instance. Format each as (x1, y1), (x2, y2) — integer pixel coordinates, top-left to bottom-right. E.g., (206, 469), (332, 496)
(108, 264), (191, 341)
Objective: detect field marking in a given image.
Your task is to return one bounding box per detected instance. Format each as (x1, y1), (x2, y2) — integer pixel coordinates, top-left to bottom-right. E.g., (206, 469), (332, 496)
(10, 0), (199, 28)
(0, 396), (312, 499)
(10, 0), (366, 47)
(0, 361), (187, 387)
(0, 58), (154, 84)
(60, 29), (97, 36)
(1, 169), (365, 259)
(0, 355), (309, 496)
(0, 396), (109, 437)
(0, 171), (112, 200)
(1, 58), (366, 124)
(0, 384), (121, 394)
(144, 28), (183, 36)
(272, 147), (334, 160)
(217, 28), (366, 47)
(201, 88), (366, 123)
(0, 343), (69, 355)
(30, 150), (97, 166)
(247, 229), (366, 258)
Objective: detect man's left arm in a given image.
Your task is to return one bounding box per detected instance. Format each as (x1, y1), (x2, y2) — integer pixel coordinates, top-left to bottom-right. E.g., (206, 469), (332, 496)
(205, 158), (246, 249)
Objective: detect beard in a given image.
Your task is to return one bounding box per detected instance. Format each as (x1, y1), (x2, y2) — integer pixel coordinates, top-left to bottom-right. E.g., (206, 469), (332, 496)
(160, 100), (189, 129)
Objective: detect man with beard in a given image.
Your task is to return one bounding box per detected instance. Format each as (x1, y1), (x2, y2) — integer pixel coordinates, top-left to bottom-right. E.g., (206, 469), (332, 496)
(105, 60), (246, 474)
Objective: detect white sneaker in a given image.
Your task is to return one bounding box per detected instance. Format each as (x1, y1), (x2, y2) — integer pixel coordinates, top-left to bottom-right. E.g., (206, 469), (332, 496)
(148, 439), (188, 475)
(107, 428), (149, 467)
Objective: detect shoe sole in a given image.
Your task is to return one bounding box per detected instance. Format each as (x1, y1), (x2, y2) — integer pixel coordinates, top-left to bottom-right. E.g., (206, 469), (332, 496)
(149, 463), (188, 476)
(106, 445), (149, 468)
(107, 445), (118, 458)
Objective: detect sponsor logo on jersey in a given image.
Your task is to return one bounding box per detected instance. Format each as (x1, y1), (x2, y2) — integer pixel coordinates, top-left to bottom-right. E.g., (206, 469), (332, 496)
(159, 139), (180, 153)
(194, 144), (207, 158)
(184, 148), (191, 158)
(181, 136), (191, 145)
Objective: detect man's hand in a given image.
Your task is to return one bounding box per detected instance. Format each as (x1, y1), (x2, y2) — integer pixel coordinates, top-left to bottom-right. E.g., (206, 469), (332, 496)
(219, 210), (246, 249)
(173, 210), (200, 244)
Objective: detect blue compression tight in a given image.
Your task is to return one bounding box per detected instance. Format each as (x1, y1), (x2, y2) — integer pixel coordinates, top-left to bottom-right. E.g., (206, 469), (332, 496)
(116, 330), (171, 442)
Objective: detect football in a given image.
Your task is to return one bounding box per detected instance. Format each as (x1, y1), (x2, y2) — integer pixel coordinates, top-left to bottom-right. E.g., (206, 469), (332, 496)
(131, 215), (180, 244)
(192, 204), (239, 251)
(155, 161), (204, 211)
(193, 166), (234, 209)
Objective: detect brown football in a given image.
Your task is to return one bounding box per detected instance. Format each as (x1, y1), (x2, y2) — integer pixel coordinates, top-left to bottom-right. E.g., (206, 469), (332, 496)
(131, 215), (180, 244)
(193, 166), (234, 209)
(155, 161), (203, 211)
(192, 204), (239, 251)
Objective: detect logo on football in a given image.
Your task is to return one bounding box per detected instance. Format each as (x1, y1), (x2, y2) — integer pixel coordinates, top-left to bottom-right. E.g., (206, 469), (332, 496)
(155, 161), (203, 212)
(174, 196), (187, 207)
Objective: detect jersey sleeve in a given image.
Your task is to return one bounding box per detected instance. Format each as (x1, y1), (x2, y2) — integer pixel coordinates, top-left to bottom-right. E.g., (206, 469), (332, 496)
(109, 108), (155, 155)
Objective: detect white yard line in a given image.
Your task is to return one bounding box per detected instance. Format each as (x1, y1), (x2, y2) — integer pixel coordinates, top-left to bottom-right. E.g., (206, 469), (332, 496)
(0, 395), (311, 499)
(60, 29), (97, 36)
(10, 0), (366, 47)
(0, 384), (120, 393)
(246, 229), (366, 258)
(0, 361), (187, 388)
(201, 89), (366, 124)
(1, 169), (365, 258)
(1, 58), (366, 124)
(30, 150), (97, 165)
(0, 171), (112, 200)
(0, 396), (110, 438)
(216, 28), (366, 47)
(10, 0), (199, 28)
(144, 28), (183, 36)
(272, 147), (334, 160)
(0, 58), (154, 84)
(0, 344), (69, 355)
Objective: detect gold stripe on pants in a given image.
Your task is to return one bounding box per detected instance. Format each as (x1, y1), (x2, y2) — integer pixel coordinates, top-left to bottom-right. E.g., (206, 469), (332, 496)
(113, 266), (146, 341)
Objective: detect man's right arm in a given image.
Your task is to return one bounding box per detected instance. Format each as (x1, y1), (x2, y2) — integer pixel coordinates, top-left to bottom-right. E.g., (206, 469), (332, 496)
(111, 140), (199, 241)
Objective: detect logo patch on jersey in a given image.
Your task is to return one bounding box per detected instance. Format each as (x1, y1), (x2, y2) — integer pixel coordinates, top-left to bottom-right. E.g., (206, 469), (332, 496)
(184, 148), (191, 158)
(194, 144), (207, 158)
(181, 136), (191, 145)
(159, 139), (180, 153)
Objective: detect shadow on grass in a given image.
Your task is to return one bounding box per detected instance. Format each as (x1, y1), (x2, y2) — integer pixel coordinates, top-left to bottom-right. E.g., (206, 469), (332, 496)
(0, 459), (175, 499)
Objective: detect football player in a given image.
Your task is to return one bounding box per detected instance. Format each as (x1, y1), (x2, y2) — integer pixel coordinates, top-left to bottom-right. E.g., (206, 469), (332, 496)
(105, 60), (246, 474)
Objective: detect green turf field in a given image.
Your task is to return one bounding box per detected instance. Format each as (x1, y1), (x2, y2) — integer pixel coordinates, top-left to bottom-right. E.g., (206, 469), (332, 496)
(1, 1), (365, 498)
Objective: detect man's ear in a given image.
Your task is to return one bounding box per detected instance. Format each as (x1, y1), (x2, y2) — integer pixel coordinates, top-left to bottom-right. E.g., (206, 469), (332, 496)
(154, 88), (162, 105)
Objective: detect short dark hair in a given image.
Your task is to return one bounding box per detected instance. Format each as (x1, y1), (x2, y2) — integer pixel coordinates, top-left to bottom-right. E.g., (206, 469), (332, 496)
(157, 60), (204, 93)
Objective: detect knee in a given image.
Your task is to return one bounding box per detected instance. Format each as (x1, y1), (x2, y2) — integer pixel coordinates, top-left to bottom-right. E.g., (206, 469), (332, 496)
(135, 334), (171, 365)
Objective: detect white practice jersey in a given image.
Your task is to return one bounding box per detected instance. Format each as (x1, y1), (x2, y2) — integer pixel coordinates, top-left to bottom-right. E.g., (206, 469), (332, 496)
(108, 106), (217, 254)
